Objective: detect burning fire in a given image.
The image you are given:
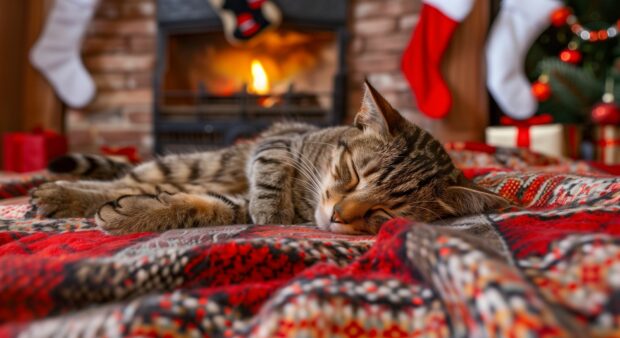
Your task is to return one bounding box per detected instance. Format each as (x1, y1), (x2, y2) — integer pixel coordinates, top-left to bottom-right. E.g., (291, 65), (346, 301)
(186, 30), (334, 96)
(249, 60), (270, 95)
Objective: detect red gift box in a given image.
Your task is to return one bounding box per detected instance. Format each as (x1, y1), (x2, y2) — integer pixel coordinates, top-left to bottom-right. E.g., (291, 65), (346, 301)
(2, 129), (68, 173)
(101, 146), (141, 164)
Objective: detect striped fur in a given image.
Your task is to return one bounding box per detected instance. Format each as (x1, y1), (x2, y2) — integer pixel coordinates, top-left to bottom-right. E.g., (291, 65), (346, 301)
(47, 154), (133, 180)
(31, 82), (506, 235)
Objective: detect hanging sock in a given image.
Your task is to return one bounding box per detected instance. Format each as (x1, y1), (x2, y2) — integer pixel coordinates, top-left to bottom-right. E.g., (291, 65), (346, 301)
(486, 0), (562, 120)
(401, 0), (476, 119)
(30, 0), (99, 108)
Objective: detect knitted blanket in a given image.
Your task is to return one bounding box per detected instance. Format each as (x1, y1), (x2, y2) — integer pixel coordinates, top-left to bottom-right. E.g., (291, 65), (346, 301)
(0, 143), (619, 337)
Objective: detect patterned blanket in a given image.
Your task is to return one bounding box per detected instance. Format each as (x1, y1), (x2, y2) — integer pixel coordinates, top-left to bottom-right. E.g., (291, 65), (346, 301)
(1, 143), (619, 337)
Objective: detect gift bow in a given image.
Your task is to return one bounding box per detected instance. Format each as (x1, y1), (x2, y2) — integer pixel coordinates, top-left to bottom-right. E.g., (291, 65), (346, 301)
(598, 140), (620, 146)
(100, 146), (141, 164)
(500, 114), (554, 148)
(596, 127), (620, 163)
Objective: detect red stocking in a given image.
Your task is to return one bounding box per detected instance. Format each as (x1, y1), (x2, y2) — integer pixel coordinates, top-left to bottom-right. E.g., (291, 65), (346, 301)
(401, 0), (475, 119)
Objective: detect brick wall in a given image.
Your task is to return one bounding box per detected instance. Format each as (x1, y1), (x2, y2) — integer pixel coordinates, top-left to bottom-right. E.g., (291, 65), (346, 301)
(68, 0), (156, 157)
(348, 0), (427, 128)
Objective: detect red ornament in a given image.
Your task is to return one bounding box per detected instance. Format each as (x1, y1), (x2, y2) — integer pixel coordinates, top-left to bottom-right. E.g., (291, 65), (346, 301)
(550, 7), (572, 27)
(559, 49), (582, 64)
(591, 102), (620, 125)
(531, 81), (552, 102)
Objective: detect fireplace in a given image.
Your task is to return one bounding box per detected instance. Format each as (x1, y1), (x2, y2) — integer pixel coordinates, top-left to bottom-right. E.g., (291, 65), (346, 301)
(154, 0), (348, 153)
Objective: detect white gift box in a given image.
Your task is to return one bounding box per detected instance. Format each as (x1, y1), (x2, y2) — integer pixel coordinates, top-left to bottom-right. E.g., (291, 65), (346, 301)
(486, 124), (580, 158)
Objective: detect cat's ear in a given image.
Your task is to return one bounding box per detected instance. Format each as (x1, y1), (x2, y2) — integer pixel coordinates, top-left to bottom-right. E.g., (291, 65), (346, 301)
(354, 80), (406, 137)
(437, 176), (510, 217)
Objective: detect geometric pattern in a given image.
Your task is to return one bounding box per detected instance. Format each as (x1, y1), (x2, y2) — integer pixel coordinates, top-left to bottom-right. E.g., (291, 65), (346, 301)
(0, 175), (47, 201)
(1, 143), (620, 337)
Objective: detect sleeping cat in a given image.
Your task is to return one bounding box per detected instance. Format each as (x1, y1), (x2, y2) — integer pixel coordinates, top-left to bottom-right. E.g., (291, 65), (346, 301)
(31, 81), (505, 235)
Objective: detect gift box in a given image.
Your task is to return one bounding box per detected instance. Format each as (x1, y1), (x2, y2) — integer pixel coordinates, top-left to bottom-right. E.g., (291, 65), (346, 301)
(101, 146), (141, 164)
(594, 126), (620, 165)
(3, 129), (68, 173)
(485, 115), (581, 158)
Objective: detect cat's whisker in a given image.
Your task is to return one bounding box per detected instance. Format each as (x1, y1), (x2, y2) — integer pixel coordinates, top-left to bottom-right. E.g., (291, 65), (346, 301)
(283, 150), (323, 191)
(281, 156), (319, 186)
(279, 156), (322, 195)
(296, 152), (323, 184)
(288, 147), (319, 174)
(292, 178), (321, 203)
(292, 177), (315, 189)
(295, 158), (322, 189)
(292, 177), (320, 198)
(286, 164), (318, 188)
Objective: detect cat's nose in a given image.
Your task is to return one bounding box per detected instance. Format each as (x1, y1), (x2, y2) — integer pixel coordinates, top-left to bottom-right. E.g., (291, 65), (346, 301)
(331, 209), (344, 224)
(332, 201), (371, 224)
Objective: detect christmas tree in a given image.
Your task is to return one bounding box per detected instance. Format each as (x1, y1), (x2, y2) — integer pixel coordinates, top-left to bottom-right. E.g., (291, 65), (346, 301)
(525, 0), (620, 124)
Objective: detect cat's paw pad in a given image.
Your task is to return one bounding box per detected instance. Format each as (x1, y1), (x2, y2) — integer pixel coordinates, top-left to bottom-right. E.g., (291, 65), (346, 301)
(96, 193), (178, 234)
(30, 182), (94, 218)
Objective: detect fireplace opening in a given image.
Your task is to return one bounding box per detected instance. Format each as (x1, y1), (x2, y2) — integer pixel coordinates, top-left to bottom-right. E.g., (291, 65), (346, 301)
(162, 28), (337, 119)
(154, 0), (347, 154)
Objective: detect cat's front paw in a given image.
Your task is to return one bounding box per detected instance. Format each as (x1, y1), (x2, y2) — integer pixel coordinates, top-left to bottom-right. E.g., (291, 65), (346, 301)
(96, 193), (240, 235)
(30, 182), (100, 218)
(96, 194), (165, 234)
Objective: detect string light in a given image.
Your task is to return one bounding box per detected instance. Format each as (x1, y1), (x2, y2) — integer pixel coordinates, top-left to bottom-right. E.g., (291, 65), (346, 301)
(551, 7), (619, 43)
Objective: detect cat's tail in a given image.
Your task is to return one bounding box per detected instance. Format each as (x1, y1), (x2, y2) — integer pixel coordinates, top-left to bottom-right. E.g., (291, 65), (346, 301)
(48, 154), (133, 180)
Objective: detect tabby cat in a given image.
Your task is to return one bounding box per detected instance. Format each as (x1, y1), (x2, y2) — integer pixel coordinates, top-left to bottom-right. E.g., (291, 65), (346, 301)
(31, 82), (505, 235)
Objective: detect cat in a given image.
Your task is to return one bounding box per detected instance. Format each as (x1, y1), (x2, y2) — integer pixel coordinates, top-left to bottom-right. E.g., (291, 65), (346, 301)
(31, 81), (506, 235)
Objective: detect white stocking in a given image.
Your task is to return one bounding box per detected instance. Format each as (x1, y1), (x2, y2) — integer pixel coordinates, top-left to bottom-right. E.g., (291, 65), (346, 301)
(30, 0), (100, 108)
(486, 0), (562, 119)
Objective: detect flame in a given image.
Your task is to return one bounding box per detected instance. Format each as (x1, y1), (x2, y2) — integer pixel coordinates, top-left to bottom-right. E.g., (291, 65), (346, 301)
(249, 60), (270, 95)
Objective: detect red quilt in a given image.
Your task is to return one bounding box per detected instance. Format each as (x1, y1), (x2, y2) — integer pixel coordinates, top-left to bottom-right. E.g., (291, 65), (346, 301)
(0, 143), (619, 337)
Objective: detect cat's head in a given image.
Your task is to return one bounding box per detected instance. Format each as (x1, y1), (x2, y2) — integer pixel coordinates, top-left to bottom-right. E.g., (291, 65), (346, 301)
(314, 81), (507, 234)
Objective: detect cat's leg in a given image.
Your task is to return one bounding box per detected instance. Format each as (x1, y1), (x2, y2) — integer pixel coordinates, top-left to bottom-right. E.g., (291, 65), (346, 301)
(31, 174), (191, 218)
(248, 138), (296, 224)
(31, 180), (120, 218)
(95, 192), (249, 234)
(31, 143), (252, 218)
